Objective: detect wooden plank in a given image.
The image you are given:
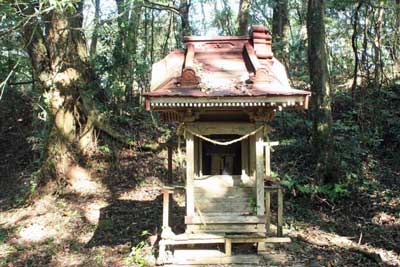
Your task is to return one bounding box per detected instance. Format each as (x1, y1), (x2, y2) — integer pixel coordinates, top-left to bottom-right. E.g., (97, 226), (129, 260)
(194, 175), (254, 188)
(185, 215), (266, 224)
(160, 238), (224, 245)
(194, 200), (253, 214)
(186, 131), (195, 217)
(172, 233), (225, 240)
(172, 250), (261, 265)
(186, 122), (256, 136)
(188, 224), (264, 233)
(194, 186), (254, 198)
(225, 239), (232, 256)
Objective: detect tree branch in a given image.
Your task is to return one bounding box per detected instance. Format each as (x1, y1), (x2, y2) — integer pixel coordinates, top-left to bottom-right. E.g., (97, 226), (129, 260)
(143, 0), (180, 14)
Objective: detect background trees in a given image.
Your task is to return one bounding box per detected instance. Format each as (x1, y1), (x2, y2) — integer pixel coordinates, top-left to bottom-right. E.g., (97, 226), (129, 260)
(306, 0), (334, 183)
(0, 0), (399, 199)
(0, 1), (400, 266)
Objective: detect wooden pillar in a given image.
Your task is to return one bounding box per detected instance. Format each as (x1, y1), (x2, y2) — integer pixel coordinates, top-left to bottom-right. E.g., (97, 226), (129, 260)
(255, 128), (265, 216)
(186, 131), (195, 217)
(255, 125), (265, 251)
(161, 189), (174, 239)
(163, 190), (170, 228)
(225, 238), (232, 256)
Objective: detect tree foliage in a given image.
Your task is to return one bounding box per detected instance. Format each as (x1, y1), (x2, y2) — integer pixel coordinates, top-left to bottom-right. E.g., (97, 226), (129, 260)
(0, 0), (399, 192)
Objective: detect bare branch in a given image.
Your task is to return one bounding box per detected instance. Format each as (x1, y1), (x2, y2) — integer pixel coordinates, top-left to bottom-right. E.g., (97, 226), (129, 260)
(143, 0), (180, 14)
(0, 61), (19, 100)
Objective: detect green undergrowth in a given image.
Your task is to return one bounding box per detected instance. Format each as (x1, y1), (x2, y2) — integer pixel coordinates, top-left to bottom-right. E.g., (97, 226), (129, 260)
(272, 85), (400, 202)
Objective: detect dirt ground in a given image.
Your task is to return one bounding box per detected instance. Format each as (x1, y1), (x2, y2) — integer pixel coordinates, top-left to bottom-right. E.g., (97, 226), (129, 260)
(1, 143), (399, 267)
(1, 92), (399, 266)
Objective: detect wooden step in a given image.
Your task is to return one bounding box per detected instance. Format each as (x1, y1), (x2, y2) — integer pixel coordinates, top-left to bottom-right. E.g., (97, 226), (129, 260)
(185, 215), (265, 224)
(172, 249), (262, 265)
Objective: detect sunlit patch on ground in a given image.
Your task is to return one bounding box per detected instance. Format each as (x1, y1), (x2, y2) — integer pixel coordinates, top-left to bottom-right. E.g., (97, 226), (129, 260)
(66, 165), (108, 195)
(19, 223), (52, 243)
(52, 251), (85, 266)
(83, 200), (109, 225)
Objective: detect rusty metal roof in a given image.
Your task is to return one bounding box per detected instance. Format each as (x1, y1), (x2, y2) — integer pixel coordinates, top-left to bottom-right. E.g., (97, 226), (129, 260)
(145, 25), (310, 100)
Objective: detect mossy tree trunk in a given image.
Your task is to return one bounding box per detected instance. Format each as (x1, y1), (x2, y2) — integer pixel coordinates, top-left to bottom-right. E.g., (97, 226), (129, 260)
(306, 0), (335, 183)
(20, 2), (100, 186)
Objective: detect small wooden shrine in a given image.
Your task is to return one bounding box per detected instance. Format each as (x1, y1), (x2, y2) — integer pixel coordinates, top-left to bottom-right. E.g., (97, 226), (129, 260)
(144, 25), (310, 265)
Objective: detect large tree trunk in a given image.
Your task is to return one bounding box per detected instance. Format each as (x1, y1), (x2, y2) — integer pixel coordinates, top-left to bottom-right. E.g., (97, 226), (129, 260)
(272, 0), (289, 69)
(19, 2), (99, 185)
(237, 0), (250, 35)
(306, 0), (335, 183)
(179, 0), (191, 40)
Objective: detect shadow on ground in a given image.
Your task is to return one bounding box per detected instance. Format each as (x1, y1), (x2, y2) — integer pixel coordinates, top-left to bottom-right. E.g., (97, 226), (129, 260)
(86, 195), (185, 248)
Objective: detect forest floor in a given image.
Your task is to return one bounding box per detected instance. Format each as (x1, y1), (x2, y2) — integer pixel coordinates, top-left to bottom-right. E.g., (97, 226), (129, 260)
(1, 93), (400, 267)
(1, 144), (399, 267)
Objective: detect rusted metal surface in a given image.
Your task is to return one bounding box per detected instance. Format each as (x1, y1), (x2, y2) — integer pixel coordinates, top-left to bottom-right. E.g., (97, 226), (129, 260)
(145, 25), (310, 100)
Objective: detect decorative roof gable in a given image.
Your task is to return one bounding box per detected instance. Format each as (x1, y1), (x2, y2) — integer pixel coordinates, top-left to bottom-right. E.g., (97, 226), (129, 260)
(145, 25), (310, 111)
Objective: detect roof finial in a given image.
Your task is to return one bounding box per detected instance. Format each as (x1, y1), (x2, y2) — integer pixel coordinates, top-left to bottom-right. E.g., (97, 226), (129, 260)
(250, 25), (274, 60)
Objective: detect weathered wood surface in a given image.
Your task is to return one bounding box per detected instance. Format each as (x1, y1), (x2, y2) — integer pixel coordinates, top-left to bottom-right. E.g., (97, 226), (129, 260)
(185, 215), (265, 224)
(172, 250), (262, 265)
(187, 223), (265, 233)
(162, 190), (170, 228)
(186, 122), (256, 135)
(255, 126), (265, 251)
(186, 132), (195, 216)
(255, 129), (265, 216)
(194, 198), (253, 213)
(194, 175), (254, 188)
(194, 184), (255, 214)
